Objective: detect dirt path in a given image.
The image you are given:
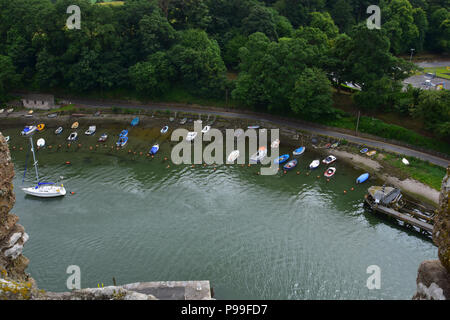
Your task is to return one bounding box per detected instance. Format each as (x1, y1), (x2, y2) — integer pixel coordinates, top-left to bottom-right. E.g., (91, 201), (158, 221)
(64, 97), (450, 168)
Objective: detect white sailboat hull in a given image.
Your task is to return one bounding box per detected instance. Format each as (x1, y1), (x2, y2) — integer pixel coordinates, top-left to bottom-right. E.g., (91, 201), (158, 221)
(22, 185), (66, 198)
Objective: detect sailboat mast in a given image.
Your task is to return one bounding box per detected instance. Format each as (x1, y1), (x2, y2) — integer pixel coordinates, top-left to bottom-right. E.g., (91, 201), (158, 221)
(29, 135), (39, 183)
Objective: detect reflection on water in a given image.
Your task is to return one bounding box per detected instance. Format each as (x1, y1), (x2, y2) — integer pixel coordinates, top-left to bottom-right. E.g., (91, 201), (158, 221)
(2, 126), (437, 299)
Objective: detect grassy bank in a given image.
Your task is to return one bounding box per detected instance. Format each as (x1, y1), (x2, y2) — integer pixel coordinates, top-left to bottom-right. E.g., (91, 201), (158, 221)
(383, 154), (446, 191)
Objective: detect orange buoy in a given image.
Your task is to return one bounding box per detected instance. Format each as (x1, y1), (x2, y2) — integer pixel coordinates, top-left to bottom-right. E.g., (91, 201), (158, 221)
(248, 164), (251, 167)
(67, 144), (71, 148)
(71, 192), (75, 195)
(351, 187), (354, 191)
(19, 147), (23, 151)
(65, 161), (71, 165)
(49, 145), (52, 149)
(296, 171), (300, 175)
(317, 175), (320, 179)
(89, 146), (93, 150)
(164, 157), (168, 161)
(327, 179), (330, 182)
(213, 167), (216, 171)
(344, 190), (347, 194)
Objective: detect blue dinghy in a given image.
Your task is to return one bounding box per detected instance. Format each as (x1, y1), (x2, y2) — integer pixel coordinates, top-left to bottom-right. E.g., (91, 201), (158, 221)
(149, 144), (159, 155)
(274, 154), (289, 164)
(116, 136), (128, 147)
(131, 117), (139, 127)
(356, 173), (369, 184)
(119, 130), (128, 138)
(283, 159), (298, 171)
(293, 146), (305, 156)
(360, 148), (368, 154)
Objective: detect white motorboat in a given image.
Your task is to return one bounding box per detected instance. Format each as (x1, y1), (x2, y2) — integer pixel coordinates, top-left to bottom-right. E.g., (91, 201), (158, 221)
(201, 126), (211, 134)
(67, 132), (78, 141)
(186, 132), (197, 142)
(21, 135), (66, 198)
(21, 125), (37, 136)
(85, 125), (96, 135)
(322, 155), (337, 165)
(309, 160), (320, 169)
(55, 127), (63, 135)
(250, 147), (267, 163)
(37, 138), (45, 148)
(161, 126), (169, 134)
(227, 150), (240, 163)
(5, 136), (10, 143)
(402, 158), (409, 165)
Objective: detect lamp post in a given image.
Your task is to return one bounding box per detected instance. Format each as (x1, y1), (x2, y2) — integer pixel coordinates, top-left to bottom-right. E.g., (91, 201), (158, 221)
(409, 48), (415, 63)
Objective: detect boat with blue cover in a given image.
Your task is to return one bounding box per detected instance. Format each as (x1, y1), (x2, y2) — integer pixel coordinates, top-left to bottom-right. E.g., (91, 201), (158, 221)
(131, 117), (139, 127)
(119, 130), (128, 138)
(360, 148), (368, 153)
(274, 154), (289, 164)
(116, 136), (128, 147)
(283, 159), (298, 171)
(149, 144), (159, 155)
(21, 126), (37, 136)
(293, 146), (305, 156)
(356, 173), (369, 184)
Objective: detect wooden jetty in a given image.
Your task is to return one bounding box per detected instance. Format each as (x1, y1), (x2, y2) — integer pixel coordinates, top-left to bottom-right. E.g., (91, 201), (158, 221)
(364, 194), (434, 234)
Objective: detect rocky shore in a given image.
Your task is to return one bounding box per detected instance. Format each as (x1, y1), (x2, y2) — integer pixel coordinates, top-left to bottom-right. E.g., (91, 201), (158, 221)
(413, 166), (450, 300)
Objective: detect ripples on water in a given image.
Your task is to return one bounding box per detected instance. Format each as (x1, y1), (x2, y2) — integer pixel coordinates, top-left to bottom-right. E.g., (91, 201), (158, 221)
(4, 127), (437, 300)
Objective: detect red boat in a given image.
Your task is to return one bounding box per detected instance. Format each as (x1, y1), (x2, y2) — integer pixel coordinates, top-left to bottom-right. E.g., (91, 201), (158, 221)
(324, 167), (336, 178)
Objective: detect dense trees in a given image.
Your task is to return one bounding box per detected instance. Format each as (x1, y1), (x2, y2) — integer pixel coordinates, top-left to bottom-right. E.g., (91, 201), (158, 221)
(0, 0), (448, 140)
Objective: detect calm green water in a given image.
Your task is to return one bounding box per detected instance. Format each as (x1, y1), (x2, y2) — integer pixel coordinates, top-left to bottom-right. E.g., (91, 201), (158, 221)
(3, 124), (437, 299)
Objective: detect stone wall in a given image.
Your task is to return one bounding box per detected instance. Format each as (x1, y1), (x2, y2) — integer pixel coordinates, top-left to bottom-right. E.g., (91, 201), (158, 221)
(413, 166), (450, 300)
(0, 133), (31, 282)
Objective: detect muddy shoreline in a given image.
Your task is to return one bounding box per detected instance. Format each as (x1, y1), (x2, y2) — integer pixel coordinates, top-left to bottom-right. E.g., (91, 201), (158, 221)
(0, 110), (440, 207)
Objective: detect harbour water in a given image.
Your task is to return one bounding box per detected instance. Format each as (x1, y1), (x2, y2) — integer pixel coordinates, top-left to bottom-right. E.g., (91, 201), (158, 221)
(3, 125), (437, 299)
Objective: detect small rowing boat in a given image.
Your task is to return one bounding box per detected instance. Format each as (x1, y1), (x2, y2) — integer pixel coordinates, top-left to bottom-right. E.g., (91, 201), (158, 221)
(180, 118), (187, 125)
(71, 122), (79, 129)
(271, 139), (280, 149)
(309, 160), (320, 170)
(161, 126), (169, 134)
(37, 123), (45, 131)
(248, 125), (260, 129)
(250, 146), (267, 163)
(402, 158), (409, 165)
(322, 155), (337, 165)
(119, 130), (128, 138)
(21, 126), (37, 136)
(47, 113), (58, 118)
(324, 167), (336, 178)
(227, 150), (240, 163)
(201, 126), (211, 134)
(98, 133), (108, 142)
(67, 132), (78, 141)
(293, 146), (305, 156)
(85, 125), (96, 135)
(5, 136), (10, 143)
(149, 144), (159, 155)
(274, 154), (289, 164)
(360, 148), (368, 154)
(55, 127), (63, 135)
(331, 142), (339, 148)
(283, 159), (298, 171)
(116, 136), (128, 147)
(356, 173), (369, 184)
(366, 150), (377, 156)
(234, 129), (244, 138)
(131, 117), (139, 127)
(186, 132), (197, 142)
(37, 138), (45, 148)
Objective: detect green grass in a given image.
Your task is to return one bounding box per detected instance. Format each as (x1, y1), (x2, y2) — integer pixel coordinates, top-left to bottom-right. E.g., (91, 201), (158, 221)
(384, 154), (446, 190)
(50, 104), (76, 113)
(422, 66), (450, 80)
(319, 110), (450, 155)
